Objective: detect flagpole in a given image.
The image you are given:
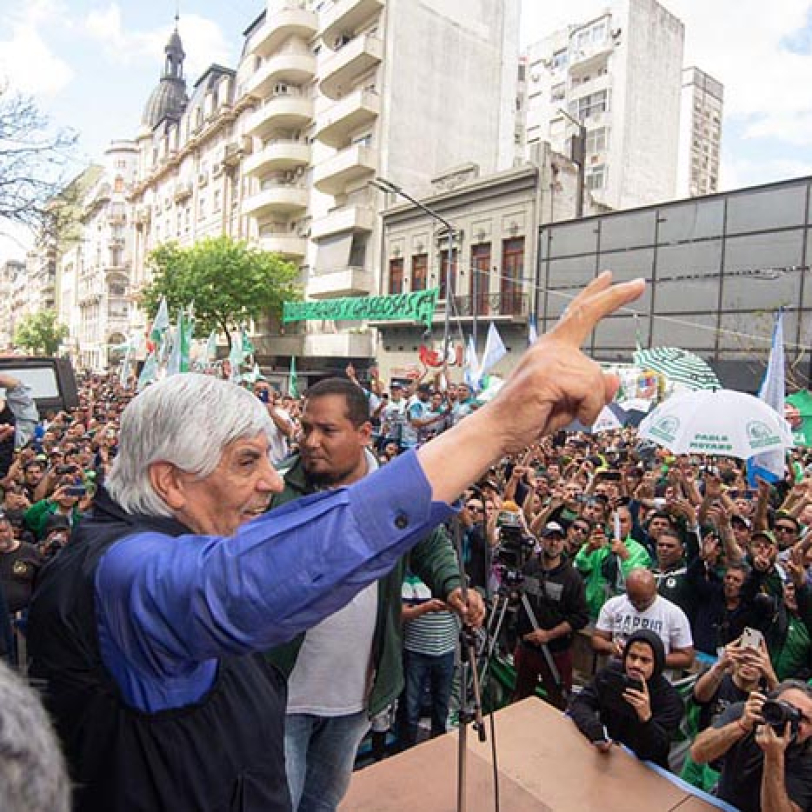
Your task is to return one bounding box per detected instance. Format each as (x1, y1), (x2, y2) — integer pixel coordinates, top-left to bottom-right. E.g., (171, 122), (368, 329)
(371, 177), (457, 366)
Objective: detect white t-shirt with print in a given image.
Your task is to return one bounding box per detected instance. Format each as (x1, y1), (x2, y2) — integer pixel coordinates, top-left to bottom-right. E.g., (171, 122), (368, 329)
(595, 594), (693, 655)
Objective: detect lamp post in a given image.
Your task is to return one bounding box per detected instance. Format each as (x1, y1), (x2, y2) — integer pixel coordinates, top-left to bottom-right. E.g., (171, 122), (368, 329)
(556, 107), (587, 218)
(371, 177), (457, 363)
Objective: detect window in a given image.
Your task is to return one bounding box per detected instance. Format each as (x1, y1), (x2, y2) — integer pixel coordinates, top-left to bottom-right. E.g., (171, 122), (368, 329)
(569, 90), (608, 121)
(471, 243), (491, 315)
(585, 126), (608, 154)
(438, 247), (458, 300)
(411, 254), (428, 291)
(586, 165), (606, 190)
(551, 82), (566, 102)
(551, 49), (567, 71)
(501, 239), (524, 316)
(389, 258), (404, 295)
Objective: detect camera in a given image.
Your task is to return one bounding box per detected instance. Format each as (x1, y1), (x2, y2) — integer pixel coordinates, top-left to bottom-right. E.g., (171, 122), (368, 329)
(493, 510), (534, 570)
(762, 699), (803, 736)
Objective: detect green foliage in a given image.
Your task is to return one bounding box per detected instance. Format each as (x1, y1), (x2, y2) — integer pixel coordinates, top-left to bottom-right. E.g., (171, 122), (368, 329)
(13, 310), (69, 356)
(141, 237), (300, 346)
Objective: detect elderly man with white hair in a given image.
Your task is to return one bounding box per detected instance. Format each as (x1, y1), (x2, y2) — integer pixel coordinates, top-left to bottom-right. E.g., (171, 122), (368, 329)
(28, 272), (644, 811)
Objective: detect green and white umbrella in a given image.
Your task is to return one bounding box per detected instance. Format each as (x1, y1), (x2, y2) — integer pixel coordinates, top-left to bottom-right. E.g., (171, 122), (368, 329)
(633, 347), (720, 391)
(638, 389), (793, 459)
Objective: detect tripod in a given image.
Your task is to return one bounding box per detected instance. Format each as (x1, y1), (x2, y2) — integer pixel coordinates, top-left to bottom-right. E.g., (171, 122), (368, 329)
(478, 579), (566, 708)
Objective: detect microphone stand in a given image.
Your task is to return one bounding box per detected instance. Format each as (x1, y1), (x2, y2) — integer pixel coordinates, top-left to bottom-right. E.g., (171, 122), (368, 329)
(451, 516), (487, 812)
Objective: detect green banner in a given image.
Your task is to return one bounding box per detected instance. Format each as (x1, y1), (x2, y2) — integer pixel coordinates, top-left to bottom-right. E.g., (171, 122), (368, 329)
(283, 288), (439, 328)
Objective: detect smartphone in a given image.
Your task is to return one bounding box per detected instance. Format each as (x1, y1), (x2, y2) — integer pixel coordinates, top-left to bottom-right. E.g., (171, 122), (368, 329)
(602, 669), (644, 713)
(257, 389), (270, 403)
(66, 485), (87, 498)
(603, 470), (622, 481)
(741, 627), (765, 651)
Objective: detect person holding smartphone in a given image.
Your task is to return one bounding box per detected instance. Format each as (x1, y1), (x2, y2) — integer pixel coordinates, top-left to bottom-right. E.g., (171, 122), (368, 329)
(568, 629), (684, 768)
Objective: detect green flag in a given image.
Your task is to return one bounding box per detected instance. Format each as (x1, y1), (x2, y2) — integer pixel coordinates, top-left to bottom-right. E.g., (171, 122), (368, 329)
(289, 356), (299, 398)
(242, 327), (255, 359)
(150, 297), (169, 346)
(137, 351), (158, 392)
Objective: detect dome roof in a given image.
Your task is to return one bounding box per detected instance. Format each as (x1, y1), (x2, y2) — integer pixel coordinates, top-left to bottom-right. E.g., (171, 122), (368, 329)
(141, 23), (188, 130)
(141, 77), (188, 129)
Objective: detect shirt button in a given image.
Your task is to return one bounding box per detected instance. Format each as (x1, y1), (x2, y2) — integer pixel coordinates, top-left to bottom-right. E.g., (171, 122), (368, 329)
(395, 513), (409, 530)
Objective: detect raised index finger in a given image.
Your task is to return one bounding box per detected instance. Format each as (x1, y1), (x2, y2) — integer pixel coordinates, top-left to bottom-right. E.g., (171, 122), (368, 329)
(552, 270), (646, 347)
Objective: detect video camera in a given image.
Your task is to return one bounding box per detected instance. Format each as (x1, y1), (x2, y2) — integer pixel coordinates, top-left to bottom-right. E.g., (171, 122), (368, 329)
(492, 506), (535, 574)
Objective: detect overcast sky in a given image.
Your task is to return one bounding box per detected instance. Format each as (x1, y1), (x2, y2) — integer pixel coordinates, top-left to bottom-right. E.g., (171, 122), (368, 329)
(1, 0), (811, 260)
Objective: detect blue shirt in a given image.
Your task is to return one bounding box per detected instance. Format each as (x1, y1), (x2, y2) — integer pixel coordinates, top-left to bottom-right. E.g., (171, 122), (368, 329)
(95, 450), (454, 713)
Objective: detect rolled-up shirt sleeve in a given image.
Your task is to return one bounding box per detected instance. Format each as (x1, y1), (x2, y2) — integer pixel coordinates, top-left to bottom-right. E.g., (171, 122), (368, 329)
(96, 450), (455, 704)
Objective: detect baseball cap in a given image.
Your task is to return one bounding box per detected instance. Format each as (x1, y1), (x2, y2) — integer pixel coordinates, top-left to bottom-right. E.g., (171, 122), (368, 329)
(541, 521), (566, 538)
(731, 515), (752, 530)
(751, 529), (776, 546)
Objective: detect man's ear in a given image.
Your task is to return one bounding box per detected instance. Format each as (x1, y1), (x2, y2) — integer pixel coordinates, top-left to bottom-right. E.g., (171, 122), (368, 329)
(148, 462), (187, 511)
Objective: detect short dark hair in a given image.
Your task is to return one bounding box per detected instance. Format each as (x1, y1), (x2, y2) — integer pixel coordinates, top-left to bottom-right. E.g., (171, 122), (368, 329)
(305, 378), (370, 427)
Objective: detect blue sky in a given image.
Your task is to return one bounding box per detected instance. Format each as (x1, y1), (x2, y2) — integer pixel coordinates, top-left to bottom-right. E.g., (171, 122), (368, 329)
(1, 0), (812, 260)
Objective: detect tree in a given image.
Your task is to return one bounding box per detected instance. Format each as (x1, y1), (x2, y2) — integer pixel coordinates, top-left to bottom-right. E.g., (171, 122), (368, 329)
(141, 236), (301, 348)
(0, 84), (78, 236)
(13, 310), (69, 356)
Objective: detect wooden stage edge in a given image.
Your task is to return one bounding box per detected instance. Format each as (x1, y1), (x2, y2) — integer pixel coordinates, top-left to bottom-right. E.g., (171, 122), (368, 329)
(341, 699), (722, 812)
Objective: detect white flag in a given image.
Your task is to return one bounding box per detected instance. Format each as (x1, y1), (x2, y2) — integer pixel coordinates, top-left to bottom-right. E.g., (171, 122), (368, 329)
(464, 334), (480, 391)
(480, 322), (507, 378)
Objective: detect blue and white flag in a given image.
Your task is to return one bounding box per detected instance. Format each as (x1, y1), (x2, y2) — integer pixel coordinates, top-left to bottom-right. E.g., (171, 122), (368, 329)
(748, 309), (788, 486)
(528, 315), (539, 346)
(480, 322), (506, 379)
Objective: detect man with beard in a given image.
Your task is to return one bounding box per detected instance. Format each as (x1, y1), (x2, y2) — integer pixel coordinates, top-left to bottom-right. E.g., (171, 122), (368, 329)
(265, 378), (482, 812)
(652, 527), (694, 619)
(568, 629), (684, 767)
(691, 680), (812, 812)
(512, 521), (588, 709)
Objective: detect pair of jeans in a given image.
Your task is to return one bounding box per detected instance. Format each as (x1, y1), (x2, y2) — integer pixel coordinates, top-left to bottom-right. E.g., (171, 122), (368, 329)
(284, 710), (370, 812)
(402, 648), (456, 747)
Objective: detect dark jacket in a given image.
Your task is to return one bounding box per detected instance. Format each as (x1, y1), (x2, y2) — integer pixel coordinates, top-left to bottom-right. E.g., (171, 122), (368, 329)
(516, 555), (588, 653)
(686, 557), (773, 654)
(28, 493), (290, 812)
(568, 629), (684, 768)
(264, 453), (461, 717)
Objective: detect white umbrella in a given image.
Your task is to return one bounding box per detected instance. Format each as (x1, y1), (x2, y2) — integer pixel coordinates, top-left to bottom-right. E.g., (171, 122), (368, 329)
(638, 389), (793, 459)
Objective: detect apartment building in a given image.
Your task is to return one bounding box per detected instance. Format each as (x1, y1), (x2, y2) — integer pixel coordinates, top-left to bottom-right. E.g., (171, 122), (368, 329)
(238, 0), (520, 368)
(676, 66), (724, 198)
(522, 0), (685, 211)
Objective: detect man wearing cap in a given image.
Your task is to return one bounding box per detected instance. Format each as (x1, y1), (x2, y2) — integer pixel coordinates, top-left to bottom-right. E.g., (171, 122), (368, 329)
(513, 521), (589, 708)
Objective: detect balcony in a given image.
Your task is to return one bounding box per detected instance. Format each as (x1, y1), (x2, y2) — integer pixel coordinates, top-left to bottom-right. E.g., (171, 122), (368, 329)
(249, 7), (319, 58)
(258, 233), (308, 258)
(448, 292), (530, 320)
(245, 94), (314, 139)
(310, 204), (375, 239)
(244, 140), (311, 179)
(319, 33), (383, 100)
(313, 89), (380, 148)
(305, 330), (376, 358)
(243, 184), (309, 219)
(307, 265), (373, 298)
(313, 144), (377, 195)
(245, 52), (317, 99)
(321, 0), (384, 47)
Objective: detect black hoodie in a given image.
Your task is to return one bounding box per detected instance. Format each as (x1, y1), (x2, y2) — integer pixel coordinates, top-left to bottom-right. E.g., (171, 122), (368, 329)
(567, 629), (684, 768)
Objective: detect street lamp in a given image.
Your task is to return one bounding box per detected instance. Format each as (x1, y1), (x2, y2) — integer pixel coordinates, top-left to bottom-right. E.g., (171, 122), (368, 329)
(556, 108), (586, 218)
(371, 177), (458, 361)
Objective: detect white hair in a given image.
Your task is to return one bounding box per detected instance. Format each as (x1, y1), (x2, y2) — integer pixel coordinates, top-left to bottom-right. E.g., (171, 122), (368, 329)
(0, 662), (70, 812)
(106, 374), (273, 517)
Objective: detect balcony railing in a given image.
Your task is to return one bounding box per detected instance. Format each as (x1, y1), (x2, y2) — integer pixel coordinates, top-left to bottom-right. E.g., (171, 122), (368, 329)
(448, 292), (529, 319)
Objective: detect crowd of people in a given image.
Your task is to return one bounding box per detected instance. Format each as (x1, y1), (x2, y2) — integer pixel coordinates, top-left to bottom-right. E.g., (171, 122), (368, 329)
(0, 276), (809, 811)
